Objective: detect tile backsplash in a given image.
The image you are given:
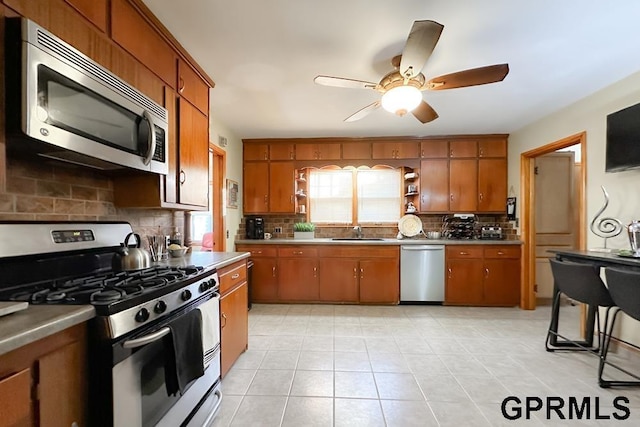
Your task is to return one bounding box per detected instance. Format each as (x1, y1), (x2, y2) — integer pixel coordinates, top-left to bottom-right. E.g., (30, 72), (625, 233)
(238, 214), (518, 240)
(0, 154), (184, 241)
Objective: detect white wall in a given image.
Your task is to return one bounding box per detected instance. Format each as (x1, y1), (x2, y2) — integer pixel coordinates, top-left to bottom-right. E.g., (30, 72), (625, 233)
(509, 70), (640, 344)
(210, 116), (243, 251)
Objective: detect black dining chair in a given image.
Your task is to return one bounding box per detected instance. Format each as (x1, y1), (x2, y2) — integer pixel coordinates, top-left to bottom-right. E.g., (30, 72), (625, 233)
(546, 259), (615, 354)
(599, 268), (640, 387)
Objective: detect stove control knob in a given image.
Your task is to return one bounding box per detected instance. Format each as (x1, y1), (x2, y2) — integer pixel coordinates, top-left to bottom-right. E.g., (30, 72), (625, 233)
(199, 281), (209, 292)
(135, 308), (149, 323)
(154, 301), (167, 314)
(181, 289), (192, 301)
(208, 278), (217, 288)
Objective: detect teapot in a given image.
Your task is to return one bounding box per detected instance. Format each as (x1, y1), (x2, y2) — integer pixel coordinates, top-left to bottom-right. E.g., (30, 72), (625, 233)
(112, 233), (151, 271)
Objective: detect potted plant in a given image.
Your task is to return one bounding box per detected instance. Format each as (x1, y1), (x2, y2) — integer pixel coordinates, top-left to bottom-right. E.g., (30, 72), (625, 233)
(293, 222), (316, 239)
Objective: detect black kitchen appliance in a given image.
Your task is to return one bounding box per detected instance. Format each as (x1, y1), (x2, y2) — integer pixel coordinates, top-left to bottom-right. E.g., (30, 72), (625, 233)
(443, 214), (478, 240)
(245, 216), (265, 239)
(0, 222), (221, 427)
(481, 224), (504, 240)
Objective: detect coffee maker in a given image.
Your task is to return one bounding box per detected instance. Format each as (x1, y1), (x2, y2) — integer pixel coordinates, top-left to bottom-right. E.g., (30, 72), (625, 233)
(246, 216), (265, 239)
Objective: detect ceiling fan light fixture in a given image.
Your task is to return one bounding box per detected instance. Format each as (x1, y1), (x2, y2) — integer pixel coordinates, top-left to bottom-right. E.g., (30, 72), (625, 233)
(381, 85), (422, 116)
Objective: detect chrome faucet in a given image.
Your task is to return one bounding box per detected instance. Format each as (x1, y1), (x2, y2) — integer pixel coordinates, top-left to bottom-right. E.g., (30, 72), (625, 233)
(353, 225), (363, 239)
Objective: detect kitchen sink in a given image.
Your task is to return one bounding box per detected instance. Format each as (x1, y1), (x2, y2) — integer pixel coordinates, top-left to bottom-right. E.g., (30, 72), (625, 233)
(331, 238), (384, 241)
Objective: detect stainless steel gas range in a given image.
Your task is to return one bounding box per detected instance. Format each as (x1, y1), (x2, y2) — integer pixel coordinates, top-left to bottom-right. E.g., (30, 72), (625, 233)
(0, 222), (222, 427)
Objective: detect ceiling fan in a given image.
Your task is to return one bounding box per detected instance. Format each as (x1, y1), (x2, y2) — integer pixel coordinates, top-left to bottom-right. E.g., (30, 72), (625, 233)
(314, 20), (509, 124)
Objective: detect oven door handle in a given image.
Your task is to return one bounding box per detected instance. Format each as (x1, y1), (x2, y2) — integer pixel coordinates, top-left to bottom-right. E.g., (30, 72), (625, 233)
(122, 326), (170, 349)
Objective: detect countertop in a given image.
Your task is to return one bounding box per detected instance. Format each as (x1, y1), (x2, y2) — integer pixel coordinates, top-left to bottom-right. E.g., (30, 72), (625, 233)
(0, 250), (250, 357)
(235, 238), (522, 246)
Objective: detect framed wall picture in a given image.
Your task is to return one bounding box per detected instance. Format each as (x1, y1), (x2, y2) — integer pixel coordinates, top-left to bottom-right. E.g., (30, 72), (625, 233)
(226, 179), (238, 209)
(507, 196), (516, 220)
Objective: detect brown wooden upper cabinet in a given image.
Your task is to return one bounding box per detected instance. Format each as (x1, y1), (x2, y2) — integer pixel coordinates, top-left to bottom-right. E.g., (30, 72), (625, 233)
(178, 59), (209, 115)
(342, 142), (371, 160)
(178, 98), (209, 207)
(372, 142), (420, 159)
(244, 144), (295, 161)
(111, 0), (176, 88)
(270, 144), (295, 160)
(449, 140), (478, 158)
(478, 139), (507, 157)
(420, 140), (449, 158)
(64, 0), (108, 32)
(244, 144), (269, 161)
(295, 143), (341, 161)
(478, 158), (507, 212)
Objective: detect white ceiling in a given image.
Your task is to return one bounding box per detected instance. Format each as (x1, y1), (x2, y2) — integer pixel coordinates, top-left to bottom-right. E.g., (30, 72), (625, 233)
(142, 0), (640, 140)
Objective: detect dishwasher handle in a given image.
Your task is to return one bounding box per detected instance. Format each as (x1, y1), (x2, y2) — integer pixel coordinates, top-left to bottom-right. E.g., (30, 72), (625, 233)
(401, 245), (444, 251)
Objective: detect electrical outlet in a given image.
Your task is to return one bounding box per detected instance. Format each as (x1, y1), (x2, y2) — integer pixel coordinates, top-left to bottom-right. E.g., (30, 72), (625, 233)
(274, 227), (282, 233)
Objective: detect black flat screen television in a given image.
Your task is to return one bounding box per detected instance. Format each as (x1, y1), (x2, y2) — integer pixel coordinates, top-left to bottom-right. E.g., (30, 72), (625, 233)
(606, 102), (640, 172)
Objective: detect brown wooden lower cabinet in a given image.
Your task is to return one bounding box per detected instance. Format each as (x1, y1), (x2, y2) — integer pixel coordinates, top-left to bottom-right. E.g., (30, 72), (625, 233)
(236, 244), (400, 304)
(0, 323), (88, 427)
(219, 260), (249, 377)
(446, 245), (521, 306)
(359, 258), (400, 303)
(319, 258), (359, 302)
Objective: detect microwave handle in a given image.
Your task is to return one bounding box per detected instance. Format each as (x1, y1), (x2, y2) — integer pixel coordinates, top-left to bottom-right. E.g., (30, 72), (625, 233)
(142, 110), (157, 166)
(122, 326), (170, 349)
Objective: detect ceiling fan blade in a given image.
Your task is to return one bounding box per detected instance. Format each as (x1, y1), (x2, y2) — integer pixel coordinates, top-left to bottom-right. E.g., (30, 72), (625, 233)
(399, 20), (444, 79)
(314, 75), (377, 90)
(344, 101), (381, 122)
(426, 64), (509, 90)
(412, 100), (439, 124)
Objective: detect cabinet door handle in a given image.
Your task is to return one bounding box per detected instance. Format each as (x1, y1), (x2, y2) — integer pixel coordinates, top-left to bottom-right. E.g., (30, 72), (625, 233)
(254, 250), (263, 255)
(450, 149), (454, 157)
(313, 267), (317, 277)
(272, 266), (276, 277)
(421, 149), (425, 157)
(179, 170), (186, 185)
(264, 195), (268, 205)
(360, 268), (364, 279)
(450, 194), (454, 201)
(497, 251), (505, 255)
(291, 195), (294, 204)
(221, 313), (227, 328)
(231, 273), (240, 279)
(484, 268), (490, 278)
(353, 267), (357, 279)
(448, 268), (452, 278)
(290, 152), (294, 159)
(264, 152), (268, 160)
(178, 76), (185, 93)
(479, 148), (484, 157)
(479, 193), (484, 202)
(459, 251), (469, 255)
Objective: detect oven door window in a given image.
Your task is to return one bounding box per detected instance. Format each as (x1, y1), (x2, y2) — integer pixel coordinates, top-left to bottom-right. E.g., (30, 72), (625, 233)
(113, 338), (183, 427)
(36, 64), (149, 156)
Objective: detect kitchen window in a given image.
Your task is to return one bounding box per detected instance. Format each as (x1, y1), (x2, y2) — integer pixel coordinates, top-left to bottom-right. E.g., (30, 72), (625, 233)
(308, 167), (402, 225)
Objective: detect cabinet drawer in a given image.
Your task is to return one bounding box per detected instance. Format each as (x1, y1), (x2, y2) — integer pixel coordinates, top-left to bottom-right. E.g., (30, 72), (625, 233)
(219, 262), (247, 294)
(0, 368), (31, 426)
(236, 245), (277, 257)
(318, 246), (397, 258)
(484, 246), (521, 259)
(446, 246), (483, 259)
(278, 247), (318, 257)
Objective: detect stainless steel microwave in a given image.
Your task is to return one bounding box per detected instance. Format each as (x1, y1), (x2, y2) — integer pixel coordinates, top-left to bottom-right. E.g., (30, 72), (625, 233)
(5, 18), (169, 174)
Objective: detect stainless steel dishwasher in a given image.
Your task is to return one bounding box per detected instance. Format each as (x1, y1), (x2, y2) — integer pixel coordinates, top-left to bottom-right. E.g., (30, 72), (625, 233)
(400, 245), (445, 303)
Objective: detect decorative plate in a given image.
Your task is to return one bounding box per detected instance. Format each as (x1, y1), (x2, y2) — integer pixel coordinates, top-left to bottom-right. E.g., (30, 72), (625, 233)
(398, 214), (423, 237)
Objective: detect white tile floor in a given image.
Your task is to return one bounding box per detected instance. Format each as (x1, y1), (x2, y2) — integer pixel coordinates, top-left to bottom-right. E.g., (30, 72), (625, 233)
(213, 303), (640, 426)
